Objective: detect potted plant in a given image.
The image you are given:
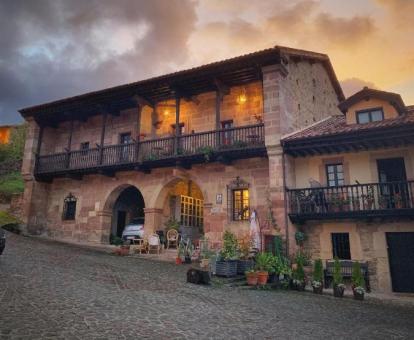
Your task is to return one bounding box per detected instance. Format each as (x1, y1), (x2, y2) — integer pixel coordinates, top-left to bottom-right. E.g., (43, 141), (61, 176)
(184, 240), (194, 264)
(237, 234), (254, 275)
(312, 259), (324, 294)
(393, 193), (403, 209)
(215, 231), (239, 277)
(378, 195), (389, 209)
(164, 217), (180, 232)
(255, 252), (273, 286)
(292, 260), (306, 291)
(362, 186), (374, 210)
(245, 269), (258, 286)
(352, 261), (366, 301)
(176, 242), (184, 264)
(333, 257), (345, 298)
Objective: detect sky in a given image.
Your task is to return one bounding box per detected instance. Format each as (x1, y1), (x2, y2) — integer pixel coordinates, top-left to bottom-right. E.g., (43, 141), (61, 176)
(1, 0), (413, 124)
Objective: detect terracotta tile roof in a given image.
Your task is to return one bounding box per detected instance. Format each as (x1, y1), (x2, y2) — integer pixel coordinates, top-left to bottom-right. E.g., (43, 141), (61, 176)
(282, 113), (414, 142)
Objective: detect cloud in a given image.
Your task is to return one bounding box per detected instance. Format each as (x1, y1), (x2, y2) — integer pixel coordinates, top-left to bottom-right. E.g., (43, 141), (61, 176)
(340, 78), (377, 98)
(0, 0), (197, 124)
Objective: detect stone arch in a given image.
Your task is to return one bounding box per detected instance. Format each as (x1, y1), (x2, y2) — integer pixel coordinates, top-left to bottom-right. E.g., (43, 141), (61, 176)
(103, 184), (145, 239)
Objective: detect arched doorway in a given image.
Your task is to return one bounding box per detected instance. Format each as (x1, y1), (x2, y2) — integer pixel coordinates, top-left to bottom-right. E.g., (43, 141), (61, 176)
(160, 178), (204, 242)
(109, 185), (145, 239)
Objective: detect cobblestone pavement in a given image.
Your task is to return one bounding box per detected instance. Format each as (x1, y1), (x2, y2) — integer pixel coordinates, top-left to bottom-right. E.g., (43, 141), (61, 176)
(1, 233), (414, 340)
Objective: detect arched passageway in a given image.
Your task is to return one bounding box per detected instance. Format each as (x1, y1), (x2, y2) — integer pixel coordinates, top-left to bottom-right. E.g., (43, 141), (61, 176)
(108, 185), (145, 238)
(160, 178), (204, 241)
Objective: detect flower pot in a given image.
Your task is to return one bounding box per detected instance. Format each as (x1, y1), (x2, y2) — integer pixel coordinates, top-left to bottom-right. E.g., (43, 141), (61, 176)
(312, 285), (323, 294)
(185, 255), (192, 264)
(215, 260), (238, 277)
(237, 259), (254, 275)
(245, 272), (258, 286)
(175, 257), (182, 265)
(353, 290), (364, 301)
(200, 258), (210, 269)
(294, 281), (306, 291)
(257, 271), (269, 286)
(333, 285), (345, 298)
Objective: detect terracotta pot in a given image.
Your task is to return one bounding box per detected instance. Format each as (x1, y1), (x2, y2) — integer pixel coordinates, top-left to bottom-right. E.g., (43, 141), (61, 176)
(246, 272), (258, 286)
(200, 258), (210, 269)
(175, 257), (182, 265)
(257, 271), (269, 286)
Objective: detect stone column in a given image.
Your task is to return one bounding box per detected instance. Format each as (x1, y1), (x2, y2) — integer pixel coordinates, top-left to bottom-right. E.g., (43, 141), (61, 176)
(21, 118), (50, 235)
(262, 64), (296, 255)
(143, 208), (163, 236)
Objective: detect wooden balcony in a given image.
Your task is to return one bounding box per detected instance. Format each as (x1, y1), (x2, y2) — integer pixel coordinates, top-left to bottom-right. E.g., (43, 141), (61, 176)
(287, 181), (414, 223)
(35, 124), (265, 178)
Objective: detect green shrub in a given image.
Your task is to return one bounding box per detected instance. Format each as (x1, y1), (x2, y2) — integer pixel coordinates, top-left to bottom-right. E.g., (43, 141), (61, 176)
(0, 211), (21, 234)
(255, 252), (274, 272)
(109, 234), (123, 245)
(352, 261), (365, 288)
(333, 257), (343, 285)
(312, 259), (323, 283)
(0, 172), (24, 200)
(220, 231), (239, 260)
(293, 260), (305, 282)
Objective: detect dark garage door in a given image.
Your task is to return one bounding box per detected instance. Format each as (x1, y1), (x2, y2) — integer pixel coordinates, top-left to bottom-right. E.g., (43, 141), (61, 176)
(386, 232), (414, 293)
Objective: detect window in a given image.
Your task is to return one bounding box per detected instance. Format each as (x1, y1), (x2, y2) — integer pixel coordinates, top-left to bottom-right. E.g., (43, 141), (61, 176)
(232, 189), (249, 221)
(62, 193), (77, 220)
(326, 163), (344, 187)
(180, 195), (203, 229)
(356, 108), (384, 124)
(331, 233), (351, 260)
(227, 177), (250, 221)
(80, 142), (89, 151)
(120, 132), (132, 144)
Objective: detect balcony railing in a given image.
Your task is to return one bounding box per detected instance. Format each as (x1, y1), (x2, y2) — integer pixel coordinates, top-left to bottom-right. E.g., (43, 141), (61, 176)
(35, 124), (265, 176)
(287, 181), (414, 222)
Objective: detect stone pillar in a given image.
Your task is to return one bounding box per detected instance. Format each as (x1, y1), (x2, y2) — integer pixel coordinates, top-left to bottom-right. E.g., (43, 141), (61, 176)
(21, 118), (50, 235)
(143, 208), (163, 236)
(262, 64), (296, 255)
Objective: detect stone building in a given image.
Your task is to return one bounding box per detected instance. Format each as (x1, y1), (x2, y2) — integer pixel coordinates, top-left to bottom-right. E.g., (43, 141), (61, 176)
(282, 87), (414, 293)
(19, 46), (342, 252)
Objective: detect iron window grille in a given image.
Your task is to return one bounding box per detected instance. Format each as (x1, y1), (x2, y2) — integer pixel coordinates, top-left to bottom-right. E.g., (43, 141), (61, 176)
(331, 233), (351, 260)
(62, 193), (77, 221)
(227, 176), (250, 221)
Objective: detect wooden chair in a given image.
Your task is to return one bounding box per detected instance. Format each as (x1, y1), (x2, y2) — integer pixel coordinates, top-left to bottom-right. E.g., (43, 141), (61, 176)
(166, 229), (179, 249)
(147, 234), (162, 254)
(131, 238), (147, 254)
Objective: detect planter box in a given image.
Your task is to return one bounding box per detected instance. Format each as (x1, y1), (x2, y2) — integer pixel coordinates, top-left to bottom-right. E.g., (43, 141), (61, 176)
(237, 259), (254, 275)
(215, 260), (238, 277)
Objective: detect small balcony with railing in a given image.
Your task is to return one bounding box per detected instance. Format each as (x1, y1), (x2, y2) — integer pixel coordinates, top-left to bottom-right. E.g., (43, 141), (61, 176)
(286, 181), (414, 223)
(35, 123), (265, 178)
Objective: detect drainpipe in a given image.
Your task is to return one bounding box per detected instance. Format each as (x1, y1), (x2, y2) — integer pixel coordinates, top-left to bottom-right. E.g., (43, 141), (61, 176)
(282, 150), (290, 257)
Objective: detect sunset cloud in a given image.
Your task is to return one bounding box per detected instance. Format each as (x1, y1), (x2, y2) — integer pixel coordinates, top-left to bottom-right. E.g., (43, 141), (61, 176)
(0, 0), (413, 124)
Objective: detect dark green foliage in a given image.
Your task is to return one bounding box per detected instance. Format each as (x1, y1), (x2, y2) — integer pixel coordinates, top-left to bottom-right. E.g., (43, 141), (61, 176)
(352, 261), (365, 288)
(255, 252), (274, 272)
(333, 257), (343, 285)
(220, 231), (238, 260)
(109, 234), (123, 245)
(293, 260), (305, 282)
(0, 124), (27, 162)
(0, 172), (24, 200)
(313, 259), (323, 283)
(273, 235), (283, 258)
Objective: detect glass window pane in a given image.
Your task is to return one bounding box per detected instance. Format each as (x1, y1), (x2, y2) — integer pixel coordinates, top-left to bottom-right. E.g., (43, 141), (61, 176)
(337, 172), (344, 180)
(358, 112), (370, 124)
(371, 110), (383, 122)
(328, 173), (335, 180)
(327, 165), (334, 173)
(336, 164), (343, 172)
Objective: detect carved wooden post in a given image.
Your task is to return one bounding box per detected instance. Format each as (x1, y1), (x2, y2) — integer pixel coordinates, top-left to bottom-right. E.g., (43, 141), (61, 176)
(34, 123), (44, 174)
(99, 111), (108, 165)
(174, 95), (181, 155)
(65, 118), (74, 169)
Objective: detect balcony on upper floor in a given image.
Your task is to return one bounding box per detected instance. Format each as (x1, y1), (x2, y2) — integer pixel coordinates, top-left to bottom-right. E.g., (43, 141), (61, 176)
(286, 181), (414, 223)
(35, 123), (265, 179)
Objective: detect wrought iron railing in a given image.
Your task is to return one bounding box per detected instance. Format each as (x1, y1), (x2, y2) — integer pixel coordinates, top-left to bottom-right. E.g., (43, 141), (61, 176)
(287, 181), (414, 219)
(35, 124), (265, 175)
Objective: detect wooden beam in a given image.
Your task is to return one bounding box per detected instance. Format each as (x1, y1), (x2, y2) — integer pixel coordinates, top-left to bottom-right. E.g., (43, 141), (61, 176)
(183, 95), (200, 105)
(215, 90), (221, 130)
(213, 78), (230, 99)
(132, 95), (154, 108)
(136, 105), (143, 141)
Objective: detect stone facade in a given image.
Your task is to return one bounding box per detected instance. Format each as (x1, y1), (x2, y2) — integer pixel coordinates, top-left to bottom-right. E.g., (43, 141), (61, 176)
(21, 55), (341, 252)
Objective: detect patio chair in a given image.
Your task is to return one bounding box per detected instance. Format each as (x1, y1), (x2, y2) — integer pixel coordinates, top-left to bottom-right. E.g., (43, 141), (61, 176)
(166, 229), (179, 249)
(131, 238), (147, 254)
(147, 233), (162, 254)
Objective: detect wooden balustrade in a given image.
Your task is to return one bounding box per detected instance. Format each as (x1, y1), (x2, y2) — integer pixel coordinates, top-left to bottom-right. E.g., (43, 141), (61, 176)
(287, 181), (414, 222)
(35, 124), (265, 175)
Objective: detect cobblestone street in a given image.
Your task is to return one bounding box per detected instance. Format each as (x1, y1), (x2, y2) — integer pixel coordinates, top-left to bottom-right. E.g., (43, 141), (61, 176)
(1, 233), (413, 339)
